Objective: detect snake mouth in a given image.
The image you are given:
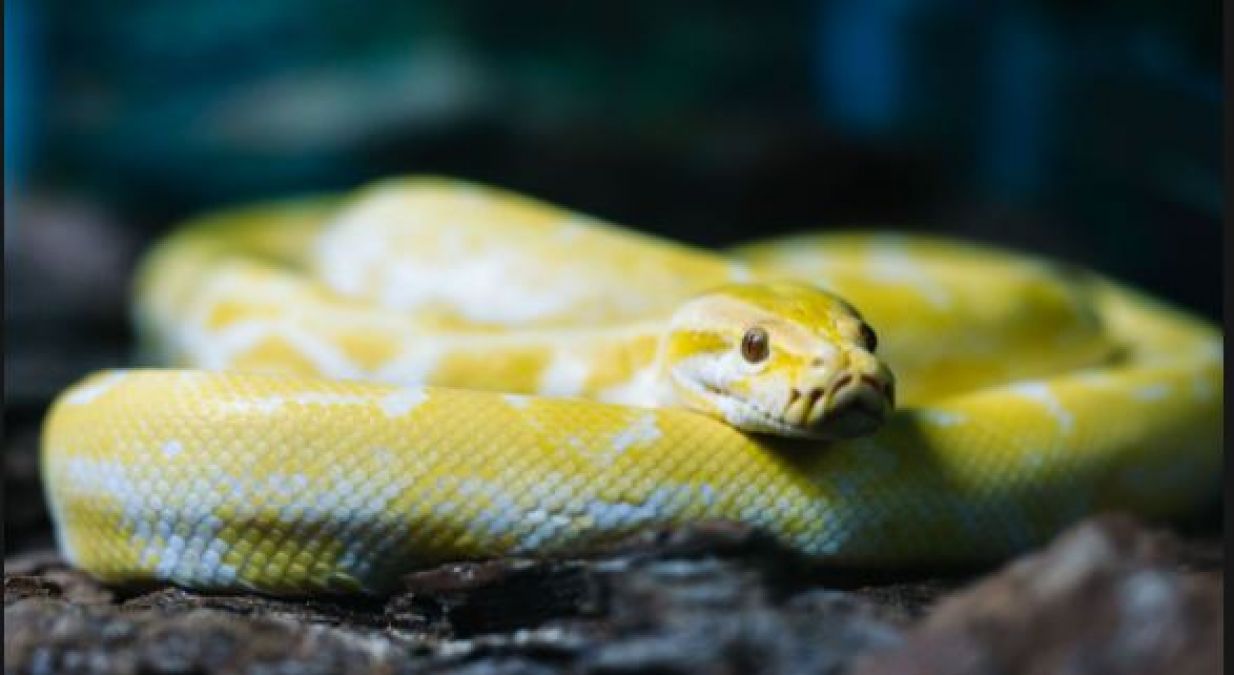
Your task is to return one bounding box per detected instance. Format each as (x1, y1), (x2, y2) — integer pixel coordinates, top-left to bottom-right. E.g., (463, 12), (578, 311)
(820, 376), (890, 438)
(675, 366), (892, 440)
(782, 371), (892, 439)
(685, 378), (832, 439)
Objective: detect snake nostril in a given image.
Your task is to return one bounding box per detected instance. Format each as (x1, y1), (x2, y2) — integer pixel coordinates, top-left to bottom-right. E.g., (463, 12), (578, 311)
(805, 387), (825, 412)
(831, 374), (853, 394)
(788, 388), (802, 406)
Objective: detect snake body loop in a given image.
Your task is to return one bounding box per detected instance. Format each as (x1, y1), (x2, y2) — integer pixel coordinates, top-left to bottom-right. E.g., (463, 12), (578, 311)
(42, 177), (1222, 595)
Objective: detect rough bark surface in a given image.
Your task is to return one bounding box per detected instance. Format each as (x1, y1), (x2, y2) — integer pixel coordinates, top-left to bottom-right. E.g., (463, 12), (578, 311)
(4, 516), (1222, 674)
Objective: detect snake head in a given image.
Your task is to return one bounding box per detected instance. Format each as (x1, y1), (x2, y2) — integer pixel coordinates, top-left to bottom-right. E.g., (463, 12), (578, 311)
(660, 281), (895, 440)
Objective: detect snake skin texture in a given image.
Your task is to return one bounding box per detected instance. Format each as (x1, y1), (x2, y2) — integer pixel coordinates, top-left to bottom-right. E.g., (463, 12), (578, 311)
(42, 177), (1223, 596)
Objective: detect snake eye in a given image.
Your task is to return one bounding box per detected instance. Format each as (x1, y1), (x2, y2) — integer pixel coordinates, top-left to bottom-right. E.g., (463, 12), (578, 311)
(858, 323), (878, 353)
(741, 326), (770, 363)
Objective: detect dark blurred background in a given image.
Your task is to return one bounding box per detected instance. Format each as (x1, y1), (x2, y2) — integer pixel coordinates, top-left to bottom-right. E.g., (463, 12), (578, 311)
(3, 1), (1223, 551)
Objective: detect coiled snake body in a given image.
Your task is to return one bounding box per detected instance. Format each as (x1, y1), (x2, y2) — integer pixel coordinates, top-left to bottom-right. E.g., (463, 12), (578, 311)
(42, 177), (1222, 595)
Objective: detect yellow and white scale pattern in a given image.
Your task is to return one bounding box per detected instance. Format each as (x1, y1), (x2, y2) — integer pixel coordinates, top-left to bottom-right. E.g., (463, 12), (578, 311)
(42, 177), (1224, 596)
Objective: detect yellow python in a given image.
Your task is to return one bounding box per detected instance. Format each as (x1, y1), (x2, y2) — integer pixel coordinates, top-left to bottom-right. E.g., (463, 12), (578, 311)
(42, 177), (1223, 595)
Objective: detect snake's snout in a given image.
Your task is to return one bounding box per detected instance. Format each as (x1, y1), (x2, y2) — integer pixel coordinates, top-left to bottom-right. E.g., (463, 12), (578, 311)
(788, 364), (894, 440)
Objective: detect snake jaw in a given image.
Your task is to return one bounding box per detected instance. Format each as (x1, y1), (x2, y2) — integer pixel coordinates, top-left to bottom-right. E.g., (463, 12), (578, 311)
(670, 369), (840, 439)
(667, 352), (895, 440)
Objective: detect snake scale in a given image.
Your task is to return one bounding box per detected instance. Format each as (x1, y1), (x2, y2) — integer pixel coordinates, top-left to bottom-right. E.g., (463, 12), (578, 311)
(42, 177), (1223, 595)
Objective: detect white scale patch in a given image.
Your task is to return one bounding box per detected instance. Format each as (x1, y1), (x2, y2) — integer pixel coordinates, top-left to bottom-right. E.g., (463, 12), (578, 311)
(1008, 381), (1075, 435)
(278, 326), (371, 379)
(161, 440), (184, 459)
(314, 191), (410, 298)
(294, 392), (372, 406)
(374, 342), (447, 386)
(59, 458), (245, 588)
(864, 237), (952, 309)
(503, 472), (689, 553)
(539, 350), (592, 397)
(1073, 371), (1116, 388)
(191, 320), (367, 380)
(63, 372), (127, 405)
(289, 470), (419, 585)
(223, 392), (374, 415)
(181, 318), (262, 369)
(220, 397), (287, 414)
(698, 484), (717, 507)
(554, 215), (593, 242)
(447, 478), (532, 541)
(324, 206), (599, 324)
(502, 393), (532, 408)
(1131, 383), (1171, 402)
(671, 353), (743, 421)
(380, 387), (429, 417)
(774, 245), (834, 274)
(918, 409), (967, 427)
(381, 253), (587, 324)
(577, 489), (676, 532)
(609, 413), (663, 455)
(264, 473), (311, 498)
(727, 263), (753, 282)
(596, 366), (660, 407)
